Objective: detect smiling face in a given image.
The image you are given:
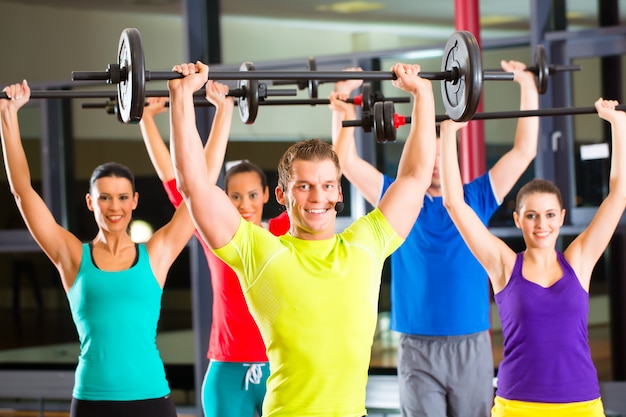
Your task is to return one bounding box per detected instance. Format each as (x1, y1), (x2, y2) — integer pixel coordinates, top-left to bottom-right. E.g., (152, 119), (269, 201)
(513, 191), (565, 249)
(276, 158), (342, 240)
(86, 176), (138, 234)
(226, 171), (269, 226)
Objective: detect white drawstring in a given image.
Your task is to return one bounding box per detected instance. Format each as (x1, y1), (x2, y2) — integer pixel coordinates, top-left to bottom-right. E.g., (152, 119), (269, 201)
(243, 363), (265, 390)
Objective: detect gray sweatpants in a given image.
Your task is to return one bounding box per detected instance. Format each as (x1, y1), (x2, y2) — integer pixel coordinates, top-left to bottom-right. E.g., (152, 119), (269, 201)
(397, 330), (494, 417)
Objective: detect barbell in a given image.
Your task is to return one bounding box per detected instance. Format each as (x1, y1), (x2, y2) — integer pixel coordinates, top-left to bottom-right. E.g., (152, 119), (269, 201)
(484, 45), (580, 95)
(82, 83), (410, 118)
(70, 28), (518, 124)
(0, 79), (296, 125)
(344, 100), (626, 143)
(279, 46), (579, 99)
(3, 27), (579, 127)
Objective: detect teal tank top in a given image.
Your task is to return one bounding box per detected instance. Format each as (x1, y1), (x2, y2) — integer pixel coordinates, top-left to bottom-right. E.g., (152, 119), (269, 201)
(67, 243), (170, 400)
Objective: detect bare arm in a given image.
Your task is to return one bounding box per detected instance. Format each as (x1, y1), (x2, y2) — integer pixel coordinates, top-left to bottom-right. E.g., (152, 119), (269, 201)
(489, 60), (539, 201)
(146, 198), (195, 287)
(203, 80), (235, 184)
(142, 81), (235, 281)
(565, 99), (626, 289)
(0, 81), (81, 291)
(376, 63), (436, 238)
(168, 62), (241, 249)
(140, 83), (235, 185)
(330, 75), (383, 205)
(139, 97), (175, 181)
(440, 120), (516, 293)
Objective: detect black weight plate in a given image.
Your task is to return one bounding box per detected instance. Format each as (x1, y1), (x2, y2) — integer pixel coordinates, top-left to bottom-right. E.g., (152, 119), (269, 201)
(361, 83), (372, 113)
(373, 101), (386, 144)
(534, 45), (548, 94)
(383, 101), (397, 143)
(116, 28), (145, 124)
(308, 57), (319, 99)
(440, 31), (483, 122)
(237, 62), (259, 124)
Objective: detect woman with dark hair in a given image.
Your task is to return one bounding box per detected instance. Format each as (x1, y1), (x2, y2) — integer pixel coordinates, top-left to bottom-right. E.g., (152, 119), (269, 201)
(1, 80), (195, 417)
(139, 82), (288, 417)
(441, 98), (626, 417)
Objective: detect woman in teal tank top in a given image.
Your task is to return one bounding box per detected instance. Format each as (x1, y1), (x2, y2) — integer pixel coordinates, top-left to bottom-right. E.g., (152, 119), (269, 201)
(0, 81), (196, 417)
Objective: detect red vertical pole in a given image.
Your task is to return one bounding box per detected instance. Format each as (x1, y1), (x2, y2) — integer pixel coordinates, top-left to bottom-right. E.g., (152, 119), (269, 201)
(454, 0), (486, 182)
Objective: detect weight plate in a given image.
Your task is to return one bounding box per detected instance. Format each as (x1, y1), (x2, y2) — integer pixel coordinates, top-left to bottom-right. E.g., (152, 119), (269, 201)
(383, 101), (397, 143)
(116, 28), (145, 124)
(373, 101), (386, 143)
(361, 83), (372, 113)
(440, 31), (483, 122)
(534, 45), (548, 94)
(307, 57), (319, 99)
(237, 62), (259, 124)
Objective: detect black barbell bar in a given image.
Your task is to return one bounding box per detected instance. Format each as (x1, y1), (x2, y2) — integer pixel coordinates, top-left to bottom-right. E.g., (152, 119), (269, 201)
(72, 67), (513, 84)
(72, 67), (513, 83)
(485, 45), (581, 94)
(0, 90), (120, 99)
(343, 100), (626, 143)
(83, 85), (411, 114)
(0, 87), (296, 100)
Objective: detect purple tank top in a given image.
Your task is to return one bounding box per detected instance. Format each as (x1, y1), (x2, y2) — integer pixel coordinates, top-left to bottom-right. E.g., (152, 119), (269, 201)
(494, 251), (600, 403)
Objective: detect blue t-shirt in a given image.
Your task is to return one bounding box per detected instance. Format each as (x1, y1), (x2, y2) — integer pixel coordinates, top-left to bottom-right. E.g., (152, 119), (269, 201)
(67, 243), (170, 401)
(382, 173), (499, 336)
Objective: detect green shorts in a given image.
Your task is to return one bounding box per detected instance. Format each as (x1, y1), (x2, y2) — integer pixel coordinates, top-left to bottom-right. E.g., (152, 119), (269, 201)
(202, 360), (269, 417)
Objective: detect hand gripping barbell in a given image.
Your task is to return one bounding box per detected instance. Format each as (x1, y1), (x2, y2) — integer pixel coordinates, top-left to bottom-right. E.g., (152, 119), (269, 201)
(70, 28), (517, 125)
(483, 45), (580, 94)
(344, 100), (626, 143)
(277, 47), (580, 99)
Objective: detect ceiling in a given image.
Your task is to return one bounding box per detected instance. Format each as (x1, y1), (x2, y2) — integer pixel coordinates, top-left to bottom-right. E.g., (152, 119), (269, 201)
(5, 0), (626, 36)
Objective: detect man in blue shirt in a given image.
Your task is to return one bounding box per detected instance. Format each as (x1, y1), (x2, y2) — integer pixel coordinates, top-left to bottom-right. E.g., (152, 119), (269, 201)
(330, 59), (539, 417)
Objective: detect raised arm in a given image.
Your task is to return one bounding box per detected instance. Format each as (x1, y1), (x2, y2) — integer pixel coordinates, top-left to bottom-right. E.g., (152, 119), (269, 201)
(202, 80), (235, 184)
(168, 62), (241, 249)
(488, 60), (539, 201)
(139, 97), (175, 181)
(565, 98), (626, 289)
(330, 74), (383, 205)
(0, 81), (81, 291)
(376, 63), (436, 238)
(440, 120), (515, 293)
(140, 82), (235, 186)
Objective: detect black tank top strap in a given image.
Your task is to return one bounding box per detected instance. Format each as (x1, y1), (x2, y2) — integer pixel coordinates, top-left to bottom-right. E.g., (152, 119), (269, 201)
(88, 242), (140, 270)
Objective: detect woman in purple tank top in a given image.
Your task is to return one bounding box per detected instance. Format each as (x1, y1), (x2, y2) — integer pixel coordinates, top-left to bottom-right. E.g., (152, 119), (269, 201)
(440, 98), (626, 417)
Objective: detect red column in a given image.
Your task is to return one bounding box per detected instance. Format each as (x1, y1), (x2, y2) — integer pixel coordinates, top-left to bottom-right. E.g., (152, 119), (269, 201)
(454, 0), (486, 182)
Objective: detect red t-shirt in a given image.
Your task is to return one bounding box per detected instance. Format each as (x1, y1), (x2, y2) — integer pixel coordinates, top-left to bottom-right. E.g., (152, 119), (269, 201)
(163, 179), (290, 361)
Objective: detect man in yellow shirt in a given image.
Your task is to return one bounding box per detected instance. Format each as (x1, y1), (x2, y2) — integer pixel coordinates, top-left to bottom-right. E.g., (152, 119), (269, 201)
(167, 61), (436, 417)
